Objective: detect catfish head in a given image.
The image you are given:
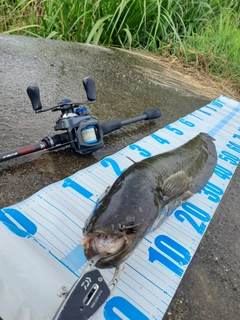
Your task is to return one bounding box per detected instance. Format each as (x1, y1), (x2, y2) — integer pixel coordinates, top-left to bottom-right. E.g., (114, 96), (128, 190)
(80, 163), (161, 268)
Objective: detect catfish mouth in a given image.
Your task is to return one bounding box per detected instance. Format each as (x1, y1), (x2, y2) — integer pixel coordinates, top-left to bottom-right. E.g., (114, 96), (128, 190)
(81, 233), (129, 262)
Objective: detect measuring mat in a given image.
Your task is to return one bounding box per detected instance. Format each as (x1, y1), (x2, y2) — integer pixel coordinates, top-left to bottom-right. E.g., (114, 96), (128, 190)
(0, 95), (240, 320)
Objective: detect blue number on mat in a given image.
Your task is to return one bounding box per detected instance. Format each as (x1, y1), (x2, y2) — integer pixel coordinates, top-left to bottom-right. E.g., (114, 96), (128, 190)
(182, 202), (211, 222)
(129, 144), (151, 157)
(214, 164), (232, 180)
(179, 118), (195, 127)
(104, 296), (149, 320)
(100, 158), (125, 176)
(219, 150), (239, 166)
(211, 99), (224, 108)
(0, 208), (37, 237)
(148, 235), (190, 276)
(227, 141), (240, 154)
(174, 202), (211, 235)
(233, 134), (240, 139)
(150, 134), (170, 145)
(62, 178), (94, 199)
(166, 125), (183, 135)
(199, 181), (223, 203)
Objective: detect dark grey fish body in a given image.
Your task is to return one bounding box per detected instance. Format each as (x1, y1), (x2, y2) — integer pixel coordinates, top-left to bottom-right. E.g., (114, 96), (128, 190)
(81, 133), (217, 268)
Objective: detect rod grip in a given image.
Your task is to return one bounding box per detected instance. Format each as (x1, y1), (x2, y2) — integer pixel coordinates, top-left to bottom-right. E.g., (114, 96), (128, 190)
(100, 120), (122, 135)
(143, 107), (162, 120)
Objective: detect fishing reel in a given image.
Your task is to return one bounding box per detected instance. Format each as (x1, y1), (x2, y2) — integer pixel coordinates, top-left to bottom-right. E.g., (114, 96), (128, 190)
(27, 77), (104, 155)
(0, 77), (162, 162)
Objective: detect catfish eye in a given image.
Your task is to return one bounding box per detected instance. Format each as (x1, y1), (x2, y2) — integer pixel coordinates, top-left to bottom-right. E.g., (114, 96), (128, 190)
(126, 215), (135, 225)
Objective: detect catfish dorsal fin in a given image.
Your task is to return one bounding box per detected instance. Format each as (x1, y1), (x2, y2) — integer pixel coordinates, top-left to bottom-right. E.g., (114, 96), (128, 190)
(162, 171), (191, 198)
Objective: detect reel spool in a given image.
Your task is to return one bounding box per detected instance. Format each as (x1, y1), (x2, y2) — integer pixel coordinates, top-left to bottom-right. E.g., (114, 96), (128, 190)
(81, 126), (98, 144)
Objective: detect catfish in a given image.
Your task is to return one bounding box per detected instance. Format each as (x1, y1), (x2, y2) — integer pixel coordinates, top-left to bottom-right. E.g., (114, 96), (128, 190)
(81, 133), (217, 268)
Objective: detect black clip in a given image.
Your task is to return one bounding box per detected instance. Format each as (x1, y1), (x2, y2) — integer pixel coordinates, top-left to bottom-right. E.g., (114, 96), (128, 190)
(53, 254), (123, 320)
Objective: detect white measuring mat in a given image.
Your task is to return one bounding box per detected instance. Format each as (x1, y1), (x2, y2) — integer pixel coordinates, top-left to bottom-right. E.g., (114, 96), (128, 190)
(0, 95), (240, 320)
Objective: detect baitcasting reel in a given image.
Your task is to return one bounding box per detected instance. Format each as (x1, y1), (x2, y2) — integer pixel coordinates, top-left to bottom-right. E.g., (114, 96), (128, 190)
(27, 77), (104, 155)
(0, 77), (162, 162)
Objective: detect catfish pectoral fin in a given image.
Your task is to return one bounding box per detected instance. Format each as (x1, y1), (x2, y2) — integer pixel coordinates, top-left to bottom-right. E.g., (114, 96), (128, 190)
(162, 171), (191, 198)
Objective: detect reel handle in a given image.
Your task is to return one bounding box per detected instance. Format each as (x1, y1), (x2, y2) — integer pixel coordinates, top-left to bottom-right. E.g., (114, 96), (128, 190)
(83, 77), (96, 101)
(27, 86), (42, 111)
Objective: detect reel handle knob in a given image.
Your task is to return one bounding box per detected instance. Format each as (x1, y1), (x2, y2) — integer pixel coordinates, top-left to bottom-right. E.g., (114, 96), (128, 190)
(83, 77), (96, 101)
(27, 86), (42, 111)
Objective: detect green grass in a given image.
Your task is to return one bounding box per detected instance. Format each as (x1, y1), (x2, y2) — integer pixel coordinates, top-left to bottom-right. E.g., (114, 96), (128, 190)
(182, 10), (240, 83)
(1, 0), (239, 91)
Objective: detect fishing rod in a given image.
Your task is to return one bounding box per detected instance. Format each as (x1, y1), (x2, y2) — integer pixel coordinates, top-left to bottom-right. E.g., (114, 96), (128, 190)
(0, 77), (162, 163)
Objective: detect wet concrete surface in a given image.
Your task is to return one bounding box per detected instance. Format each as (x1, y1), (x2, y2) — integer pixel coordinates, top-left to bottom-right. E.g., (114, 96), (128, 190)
(0, 35), (239, 319)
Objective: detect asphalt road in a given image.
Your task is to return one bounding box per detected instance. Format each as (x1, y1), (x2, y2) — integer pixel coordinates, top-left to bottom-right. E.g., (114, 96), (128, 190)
(0, 35), (239, 320)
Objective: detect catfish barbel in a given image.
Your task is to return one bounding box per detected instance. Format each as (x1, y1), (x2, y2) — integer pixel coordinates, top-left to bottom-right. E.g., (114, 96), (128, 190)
(81, 132), (217, 268)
